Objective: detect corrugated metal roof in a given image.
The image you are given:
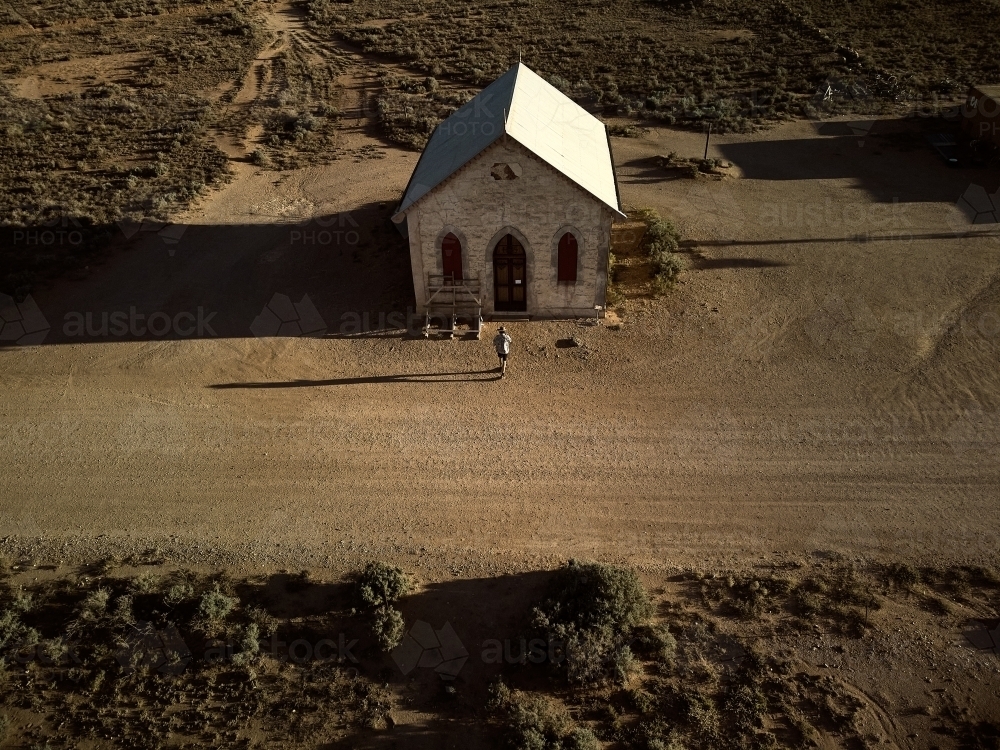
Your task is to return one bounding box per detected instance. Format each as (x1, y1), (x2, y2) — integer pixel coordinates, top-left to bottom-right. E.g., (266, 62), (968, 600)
(394, 63), (625, 220)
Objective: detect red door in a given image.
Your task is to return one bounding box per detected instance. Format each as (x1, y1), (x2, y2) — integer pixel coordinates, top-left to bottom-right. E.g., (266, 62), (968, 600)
(442, 233), (463, 282)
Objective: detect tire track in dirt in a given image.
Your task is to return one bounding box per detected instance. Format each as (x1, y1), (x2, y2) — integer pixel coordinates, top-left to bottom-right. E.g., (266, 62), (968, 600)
(889, 261), (1000, 431)
(211, 0), (395, 160)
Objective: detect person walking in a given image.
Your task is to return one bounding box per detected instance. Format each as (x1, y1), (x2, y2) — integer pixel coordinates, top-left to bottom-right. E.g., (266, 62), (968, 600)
(493, 325), (512, 377)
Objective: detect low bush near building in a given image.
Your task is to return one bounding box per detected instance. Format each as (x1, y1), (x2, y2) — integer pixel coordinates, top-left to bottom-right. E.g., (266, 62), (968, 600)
(633, 207), (686, 292)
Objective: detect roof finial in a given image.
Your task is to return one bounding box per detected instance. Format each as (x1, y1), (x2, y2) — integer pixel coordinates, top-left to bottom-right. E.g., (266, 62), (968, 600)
(518, 48), (522, 64)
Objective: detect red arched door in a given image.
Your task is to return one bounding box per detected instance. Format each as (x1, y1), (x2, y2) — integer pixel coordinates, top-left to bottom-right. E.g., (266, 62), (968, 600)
(493, 234), (526, 312)
(442, 233), (463, 282)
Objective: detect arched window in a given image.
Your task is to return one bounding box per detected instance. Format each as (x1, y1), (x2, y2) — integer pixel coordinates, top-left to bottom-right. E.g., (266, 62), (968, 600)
(441, 232), (463, 282)
(557, 232), (578, 283)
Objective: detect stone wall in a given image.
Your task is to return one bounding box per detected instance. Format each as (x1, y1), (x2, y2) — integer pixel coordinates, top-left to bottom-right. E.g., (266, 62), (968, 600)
(403, 139), (613, 319)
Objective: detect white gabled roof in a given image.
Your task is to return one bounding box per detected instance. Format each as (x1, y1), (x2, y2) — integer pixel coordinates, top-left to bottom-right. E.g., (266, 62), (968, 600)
(393, 63), (625, 221)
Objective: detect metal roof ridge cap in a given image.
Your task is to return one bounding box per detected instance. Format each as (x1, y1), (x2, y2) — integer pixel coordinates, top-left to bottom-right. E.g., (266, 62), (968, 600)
(505, 61), (526, 130)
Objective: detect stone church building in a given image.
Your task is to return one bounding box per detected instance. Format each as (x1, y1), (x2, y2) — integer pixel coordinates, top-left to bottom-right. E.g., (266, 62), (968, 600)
(392, 63), (625, 329)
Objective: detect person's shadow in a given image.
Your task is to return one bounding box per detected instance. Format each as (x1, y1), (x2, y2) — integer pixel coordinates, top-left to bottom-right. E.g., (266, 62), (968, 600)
(209, 369), (501, 389)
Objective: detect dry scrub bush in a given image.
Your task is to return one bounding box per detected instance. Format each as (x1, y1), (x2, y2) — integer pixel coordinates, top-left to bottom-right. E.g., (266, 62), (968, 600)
(193, 587), (238, 636)
(0, 564), (396, 747)
(373, 70), (475, 148)
(532, 559), (652, 685)
(634, 207), (686, 292)
(354, 561), (412, 651)
(488, 682), (600, 750)
(306, 0), (1000, 145)
(0, 608), (39, 651)
(0, 2), (267, 294)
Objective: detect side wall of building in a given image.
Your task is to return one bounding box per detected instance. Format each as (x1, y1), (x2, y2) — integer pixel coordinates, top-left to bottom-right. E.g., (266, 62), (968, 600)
(404, 140), (612, 319)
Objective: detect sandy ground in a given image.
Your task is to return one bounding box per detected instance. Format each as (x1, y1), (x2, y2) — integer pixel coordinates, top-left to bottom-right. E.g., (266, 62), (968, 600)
(1, 48), (999, 579)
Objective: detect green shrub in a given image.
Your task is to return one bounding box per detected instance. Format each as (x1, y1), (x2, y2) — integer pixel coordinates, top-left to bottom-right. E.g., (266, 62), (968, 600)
(791, 565), (879, 636)
(636, 623), (677, 664)
(92, 558), (118, 577)
(10, 591), (34, 614)
(231, 623), (260, 666)
(355, 562), (411, 652)
(680, 687), (721, 742)
(532, 560), (652, 684)
(884, 562), (919, 590)
(606, 284), (625, 307)
(113, 595), (135, 626)
(634, 208), (680, 255)
(246, 606), (278, 637)
(355, 562), (412, 609)
(371, 606), (405, 651)
(164, 582), (195, 607)
(39, 637), (72, 666)
(249, 148), (271, 167)
(633, 207), (686, 290)
(536, 560), (651, 634)
(130, 572), (159, 594)
(194, 587), (238, 635)
(198, 588), (237, 621)
(0, 610), (21, 649)
(613, 645), (637, 683)
(606, 249), (625, 305)
(78, 588), (110, 621)
(725, 683), (768, 735)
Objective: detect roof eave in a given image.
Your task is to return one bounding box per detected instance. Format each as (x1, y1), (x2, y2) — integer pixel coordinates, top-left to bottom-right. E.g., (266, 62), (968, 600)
(604, 125), (627, 220)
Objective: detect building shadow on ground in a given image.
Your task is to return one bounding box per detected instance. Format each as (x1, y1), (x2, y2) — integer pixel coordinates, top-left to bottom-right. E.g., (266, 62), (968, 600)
(0, 201), (417, 347)
(716, 118), (1000, 203)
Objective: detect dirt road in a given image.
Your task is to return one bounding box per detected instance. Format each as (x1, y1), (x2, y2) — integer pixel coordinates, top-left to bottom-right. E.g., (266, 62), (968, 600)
(2, 104), (998, 574)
